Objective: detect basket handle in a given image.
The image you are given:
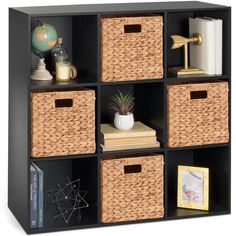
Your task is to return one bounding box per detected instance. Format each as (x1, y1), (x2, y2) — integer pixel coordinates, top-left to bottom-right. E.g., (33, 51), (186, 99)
(124, 164), (142, 174)
(53, 92), (75, 108)
(123, 17), (142, 33)
(55, 98), (73, 108)
(190, 90), (208, 100)
(189, 84), (208, 100)
(124, 24), (141, 33)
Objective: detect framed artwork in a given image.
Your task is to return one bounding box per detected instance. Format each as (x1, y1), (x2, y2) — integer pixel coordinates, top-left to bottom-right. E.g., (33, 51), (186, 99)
(177, 165), (209, 211)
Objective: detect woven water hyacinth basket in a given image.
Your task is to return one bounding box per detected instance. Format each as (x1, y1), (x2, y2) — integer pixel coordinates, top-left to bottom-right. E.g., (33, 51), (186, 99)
(101, 15), (163, 82)
(100, 154), (164, 223)
(167, 82), (229, 147)
(31, 89), (96, 157)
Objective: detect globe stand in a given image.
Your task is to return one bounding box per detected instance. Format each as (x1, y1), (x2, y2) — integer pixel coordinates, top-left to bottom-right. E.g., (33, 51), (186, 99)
(31, 58), (53, 81)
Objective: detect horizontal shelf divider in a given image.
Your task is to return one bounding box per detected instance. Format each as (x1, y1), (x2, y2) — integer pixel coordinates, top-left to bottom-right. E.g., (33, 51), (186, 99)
(30, 153), (98, 162)
(99, 147), (165, 157)
(166, 142), (229, 152)
(31, 80), (98, 90)
(31, 75), (229, 90)
(165, 210), (230, 221)
(100, 78), (164, 86)
(29, 223), (99, 234)
(29, 209), (230, 234)
(167, 75), (229, 83)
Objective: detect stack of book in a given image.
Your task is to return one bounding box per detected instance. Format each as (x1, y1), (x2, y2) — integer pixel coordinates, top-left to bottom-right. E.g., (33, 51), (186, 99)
(101, 122), (160, 152)
(30, 163), (44, 229)
(189, 17), (223, 75)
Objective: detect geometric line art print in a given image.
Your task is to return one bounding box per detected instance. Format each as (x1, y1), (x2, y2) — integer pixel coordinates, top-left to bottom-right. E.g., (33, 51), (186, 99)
(46, 176), (89, 224)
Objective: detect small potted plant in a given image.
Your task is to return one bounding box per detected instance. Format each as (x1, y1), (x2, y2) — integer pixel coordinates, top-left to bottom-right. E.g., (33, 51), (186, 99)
(109, 91), (135, 130)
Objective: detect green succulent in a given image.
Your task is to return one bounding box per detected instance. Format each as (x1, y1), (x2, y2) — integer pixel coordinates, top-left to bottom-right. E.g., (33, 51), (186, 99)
(109, 91), (135, 115)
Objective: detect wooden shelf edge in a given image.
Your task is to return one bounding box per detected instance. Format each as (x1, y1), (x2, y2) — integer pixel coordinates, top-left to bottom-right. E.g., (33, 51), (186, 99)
(100, 78), (164, 86)
(30, 80), (98, 90)
(30, 153), (98, 161)
(167, 75), (229, 83)
(99, 147), (165, 157)
(166, 142), (230, 151)
(28, 210), (230, 234)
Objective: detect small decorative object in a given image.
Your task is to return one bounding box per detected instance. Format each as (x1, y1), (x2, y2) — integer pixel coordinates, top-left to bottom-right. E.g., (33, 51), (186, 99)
(51, 37), (78, 81)
(169, 34), (205, 76)
(56, 62), (77, 81)
(31, 20), (58, 80)
(31, 58), (53, 81)
(177, 165), (209, 211)
(109, 91), (135, 130)
(46, 177), (89, 224)
(51, 37), (69, 75)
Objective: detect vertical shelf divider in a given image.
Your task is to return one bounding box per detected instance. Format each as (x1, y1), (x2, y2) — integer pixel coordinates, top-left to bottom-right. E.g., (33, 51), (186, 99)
(163, 11), (168, 218)
(96, 13), (102, 224)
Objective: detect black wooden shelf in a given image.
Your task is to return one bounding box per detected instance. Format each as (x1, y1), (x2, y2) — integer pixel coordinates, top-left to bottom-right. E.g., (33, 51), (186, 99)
(31, 79), (98, 90)
(9, 1), (231, 234)
(167, 201), (229, 219)
(99, 147), (165, 158)
(166, 142), (230, 151)
(167, 74), (229, 83)
(100, 78), (164, 86)
(29, 223), (99, 234)
(30, 153), (98, 162)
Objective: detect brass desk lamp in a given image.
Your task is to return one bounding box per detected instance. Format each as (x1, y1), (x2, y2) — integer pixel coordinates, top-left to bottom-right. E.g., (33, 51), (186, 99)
(169, 34), (205, 76)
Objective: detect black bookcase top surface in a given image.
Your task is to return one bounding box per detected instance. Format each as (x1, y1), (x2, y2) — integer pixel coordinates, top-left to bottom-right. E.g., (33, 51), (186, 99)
(12, 1), (230, 16)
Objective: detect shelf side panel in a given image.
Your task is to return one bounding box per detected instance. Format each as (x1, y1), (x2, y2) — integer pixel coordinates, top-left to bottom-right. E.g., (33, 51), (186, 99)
(8, 9), (30, 232)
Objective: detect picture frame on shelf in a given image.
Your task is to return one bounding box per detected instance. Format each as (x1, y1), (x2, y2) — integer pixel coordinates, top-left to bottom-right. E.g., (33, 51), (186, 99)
(177, 165), (209, 211)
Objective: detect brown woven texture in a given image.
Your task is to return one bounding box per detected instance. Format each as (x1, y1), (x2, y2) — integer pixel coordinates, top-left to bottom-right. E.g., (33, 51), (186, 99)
(167, 82), (229, 147)
(100, 154), (164, 223)
(31, 89), (96, 157)
(101, 16), (163, 82)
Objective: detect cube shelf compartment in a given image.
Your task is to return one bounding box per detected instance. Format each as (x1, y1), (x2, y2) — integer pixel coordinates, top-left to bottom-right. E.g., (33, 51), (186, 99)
(30, 15), (98, 84)
(100, 83), (165, 148)
(34, 158), (98, 229)
(166, 146), (230, 218)
(167, 10), (231, 77)
(9, 1), (231, 234)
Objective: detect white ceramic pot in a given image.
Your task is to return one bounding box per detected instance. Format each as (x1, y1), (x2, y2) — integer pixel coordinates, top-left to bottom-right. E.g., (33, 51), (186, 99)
(114, 112), (134, 130)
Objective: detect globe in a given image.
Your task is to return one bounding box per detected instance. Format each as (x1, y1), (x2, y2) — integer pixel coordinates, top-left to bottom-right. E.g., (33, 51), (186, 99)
(32, 22), (58, 53)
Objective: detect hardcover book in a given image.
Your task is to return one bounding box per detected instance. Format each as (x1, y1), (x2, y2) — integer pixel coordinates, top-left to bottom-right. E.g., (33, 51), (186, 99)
(101, 122), (156, 139)
(32, 163), (44, 228)
(30, 165), (38, 228)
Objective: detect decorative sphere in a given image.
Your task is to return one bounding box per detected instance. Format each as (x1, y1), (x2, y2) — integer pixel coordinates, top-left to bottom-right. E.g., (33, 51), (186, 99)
(32, 22), (58, 53)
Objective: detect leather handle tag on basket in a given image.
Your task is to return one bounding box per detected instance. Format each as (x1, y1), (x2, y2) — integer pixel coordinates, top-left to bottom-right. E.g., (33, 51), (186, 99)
(55, 98), (73, 108)
(190, 90), (208, 100)
(124, 164), (142, 174)
(124, 24), (141, 33)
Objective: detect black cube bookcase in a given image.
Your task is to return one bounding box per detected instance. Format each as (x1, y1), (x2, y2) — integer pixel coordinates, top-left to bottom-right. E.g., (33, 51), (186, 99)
(9, 1), (231, 234)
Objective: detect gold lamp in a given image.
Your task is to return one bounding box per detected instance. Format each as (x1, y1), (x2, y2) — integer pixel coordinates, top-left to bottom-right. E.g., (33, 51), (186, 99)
(169, 33), (205, 76)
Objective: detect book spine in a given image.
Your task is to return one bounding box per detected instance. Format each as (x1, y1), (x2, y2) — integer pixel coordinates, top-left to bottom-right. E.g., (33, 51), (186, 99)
(189, 18), (201, 70)
(103, 131), (156, 139)
(215, 20), (222, 75)
(206, 21), (215, 74)
(103, 136), (157, 146)
(101, 141), (160, 152)
(30, 167), (38, 228)
(37, 168), (44, 228)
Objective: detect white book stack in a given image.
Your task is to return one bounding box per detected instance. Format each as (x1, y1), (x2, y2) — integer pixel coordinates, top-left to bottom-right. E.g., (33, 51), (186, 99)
(189, 17), (222, 75)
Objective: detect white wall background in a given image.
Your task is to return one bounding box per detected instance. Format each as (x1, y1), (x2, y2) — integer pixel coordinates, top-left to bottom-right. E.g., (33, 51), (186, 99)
(1, 0), (235, 235)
